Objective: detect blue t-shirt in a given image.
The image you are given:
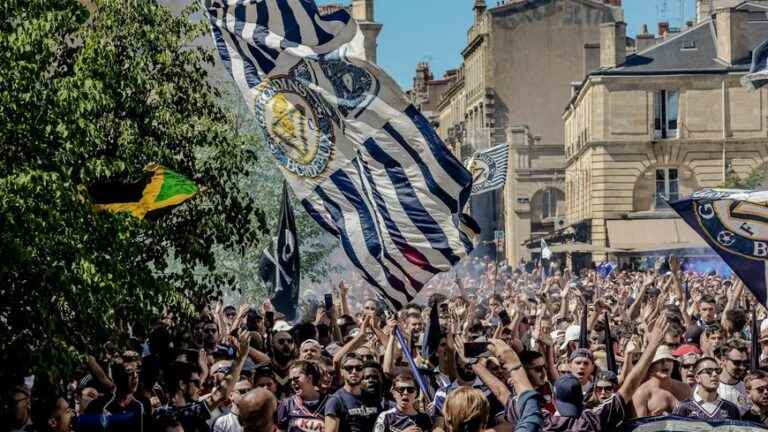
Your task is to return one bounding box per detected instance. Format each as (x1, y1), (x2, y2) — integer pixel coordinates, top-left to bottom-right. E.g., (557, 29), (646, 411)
(277, 394), (328, 432)
(325, 388), (381, 432)
(374, 407), (433, 432)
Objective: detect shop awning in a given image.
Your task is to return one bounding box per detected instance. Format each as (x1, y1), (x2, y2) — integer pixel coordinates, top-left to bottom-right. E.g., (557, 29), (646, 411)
(530, 242), (619, 254)
(606, 218), (709, 252)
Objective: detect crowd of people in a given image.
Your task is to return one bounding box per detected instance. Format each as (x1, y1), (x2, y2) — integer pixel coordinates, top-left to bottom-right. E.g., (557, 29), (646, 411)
(6, 254), (768, 432)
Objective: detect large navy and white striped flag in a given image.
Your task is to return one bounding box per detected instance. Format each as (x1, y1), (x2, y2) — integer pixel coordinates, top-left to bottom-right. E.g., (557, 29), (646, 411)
(670, 189), (768, 306)
(204, 0), (473, 308)
(742, 39), (768, 91)
(466, 143), (509, 195)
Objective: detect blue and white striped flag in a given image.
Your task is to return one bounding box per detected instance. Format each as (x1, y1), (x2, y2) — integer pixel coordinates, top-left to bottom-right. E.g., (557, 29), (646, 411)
(670, 189), (768, 306)
(466, 143), (509, 195)
(204, 0), (473, 309)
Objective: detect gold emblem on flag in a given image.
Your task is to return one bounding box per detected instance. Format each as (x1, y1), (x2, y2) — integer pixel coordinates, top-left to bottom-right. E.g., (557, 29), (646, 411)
(254, 77), (337, 178)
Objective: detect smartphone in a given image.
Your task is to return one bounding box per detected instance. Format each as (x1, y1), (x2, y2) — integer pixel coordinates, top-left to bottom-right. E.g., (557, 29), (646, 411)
(246, 308), (261, 332)
(324, 293), (334, 312)
(265, 311), (274, 329)
(499, 309), (512, 327)
(464, 342), (490, 359)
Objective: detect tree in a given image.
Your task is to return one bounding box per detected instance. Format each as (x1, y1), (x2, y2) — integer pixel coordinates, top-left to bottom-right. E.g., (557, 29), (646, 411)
(214, 86), (337, 304)
(0, 0), (265, 382)
(720, 163), (767, 190)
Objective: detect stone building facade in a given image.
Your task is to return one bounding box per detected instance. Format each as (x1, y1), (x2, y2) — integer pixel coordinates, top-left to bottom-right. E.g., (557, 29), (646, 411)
(414, 0), (623, 264)
(564, 3), (768, 264)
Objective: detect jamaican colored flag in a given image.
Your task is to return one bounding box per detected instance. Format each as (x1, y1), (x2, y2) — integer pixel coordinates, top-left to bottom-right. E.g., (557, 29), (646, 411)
(90, 164), (199, 219)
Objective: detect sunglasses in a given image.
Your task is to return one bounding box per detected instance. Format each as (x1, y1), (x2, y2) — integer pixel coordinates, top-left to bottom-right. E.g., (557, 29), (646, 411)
(697, 367), (722, 376)
(394, 386), (417, 395)
(343, 365), (364, 372)
(214, 367), (232, 375)
(236, 388), (251, 395)
(728, 358), (749, 367)
(275, 338), (294, 345)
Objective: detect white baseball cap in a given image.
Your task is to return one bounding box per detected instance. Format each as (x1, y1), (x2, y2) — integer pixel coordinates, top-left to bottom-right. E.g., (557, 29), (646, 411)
(560, 325), (581, 350)
(272, 320), (293, 332)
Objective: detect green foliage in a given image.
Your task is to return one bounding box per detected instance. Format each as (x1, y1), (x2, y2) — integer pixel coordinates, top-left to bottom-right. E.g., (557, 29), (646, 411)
(720, 164), (767, 190)
(0, 0), (265, 381)
(215, 89), (336, 303)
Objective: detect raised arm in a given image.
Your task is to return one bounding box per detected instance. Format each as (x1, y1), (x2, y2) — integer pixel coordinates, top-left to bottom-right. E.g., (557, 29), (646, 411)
(668, 257), (691, 327)
(332, 316), (369, 369)
(626, 275), (654, 321)
(620, 318), (670, 403)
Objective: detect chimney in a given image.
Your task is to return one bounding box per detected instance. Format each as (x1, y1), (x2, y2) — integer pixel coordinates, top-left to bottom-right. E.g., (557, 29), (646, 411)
(715, 8), (750, 64)
(658, 21), (670, 38)
(584, 43), (600, 75)
(600, 21), (627, 68)
(635, 24), (656, 52)
(352, 0), (374, 22)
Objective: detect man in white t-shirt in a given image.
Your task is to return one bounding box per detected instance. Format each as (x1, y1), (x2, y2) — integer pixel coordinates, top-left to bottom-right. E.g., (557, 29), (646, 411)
(717, 340), (750, 415)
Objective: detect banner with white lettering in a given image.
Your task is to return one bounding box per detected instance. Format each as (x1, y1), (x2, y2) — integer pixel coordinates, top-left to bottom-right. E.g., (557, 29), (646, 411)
(670, 189), (768, 306)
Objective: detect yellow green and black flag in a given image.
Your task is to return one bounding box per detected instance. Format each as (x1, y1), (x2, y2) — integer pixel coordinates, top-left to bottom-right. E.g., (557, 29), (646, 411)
(90, 163), (199, 219)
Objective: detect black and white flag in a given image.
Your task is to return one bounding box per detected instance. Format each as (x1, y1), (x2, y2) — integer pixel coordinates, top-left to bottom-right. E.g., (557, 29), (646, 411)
(467, 144), (509, 195)
(269, 183), (300, 321)
(742, 39), (768, 91)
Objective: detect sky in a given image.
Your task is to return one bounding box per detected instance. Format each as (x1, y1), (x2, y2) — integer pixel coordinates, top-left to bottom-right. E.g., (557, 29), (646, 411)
(314, 0), (698, 89)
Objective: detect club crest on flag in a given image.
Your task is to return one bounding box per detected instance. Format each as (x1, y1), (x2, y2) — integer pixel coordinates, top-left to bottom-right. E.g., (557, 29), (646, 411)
(466, 144), (509, 195)
(693, 196), (768, 259)
(671, 189), (768, 306)
(255, 76), (338, 178)
(469, 155), (493, 190)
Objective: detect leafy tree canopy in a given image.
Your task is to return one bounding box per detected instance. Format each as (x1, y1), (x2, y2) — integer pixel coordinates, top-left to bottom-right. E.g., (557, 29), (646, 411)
(0, 0), (266, 382)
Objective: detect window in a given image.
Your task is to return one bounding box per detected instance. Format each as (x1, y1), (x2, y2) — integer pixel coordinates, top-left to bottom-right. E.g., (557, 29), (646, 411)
(654, 90), (679, 139)
(655, 168), (679, 209)
(542, 188), (560, 220)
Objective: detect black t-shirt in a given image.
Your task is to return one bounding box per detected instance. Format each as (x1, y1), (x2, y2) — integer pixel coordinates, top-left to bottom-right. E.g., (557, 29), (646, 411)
(374, 407), (433, 432)
(325, 388), (381, 432)
(277, 394), (328, 432)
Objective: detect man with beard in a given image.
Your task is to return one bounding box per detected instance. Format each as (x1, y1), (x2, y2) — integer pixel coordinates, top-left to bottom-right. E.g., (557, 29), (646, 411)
(717, 339), (750, 415)
(743, 370), (768, 425)
(673, 357), (741, 420)
(203, 318), (234, 358)
(212, 379), (254, 432)
(632, 345), (691, 416)
(271, 330), (297, 394)
(325, 353), (381, 432)
(374, 374), (433, 432)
